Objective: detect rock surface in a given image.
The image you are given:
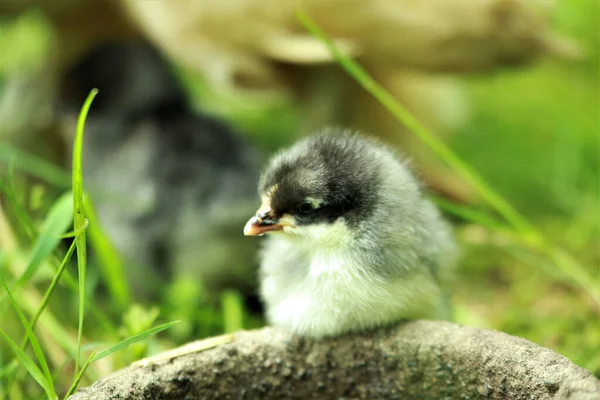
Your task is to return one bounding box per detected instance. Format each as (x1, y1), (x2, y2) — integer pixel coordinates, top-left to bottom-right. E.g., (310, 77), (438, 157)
(70, 321), (600, 399)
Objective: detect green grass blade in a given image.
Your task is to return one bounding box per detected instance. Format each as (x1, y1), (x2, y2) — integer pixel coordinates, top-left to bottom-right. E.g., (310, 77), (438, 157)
(83, 195), (131, 309)
(16, 191), (73, 286)
(0, 173), (131, 338)
(31, 240), (77, 328)
(1, 240), (78, 394)
(295, 11), (541, 244)
(0, 157), (37, 241)
(91, 321), (180, 362)
(1, 145), (153, 213)
(56, 219), (89, 239)
(221, 290), (244, 333)
(295, 11), (600, 305)
(0, 181), (111, 331)
(18, 295), (79, 359)
(0, 272), (56, 398)
(55, 267), (118, 337)
(430, 195), (507, 231)
(72, 88), (97, 375)
(0, 328), (55, 400)
(0, 144), (71, 188)
(63, 352), (95, 400)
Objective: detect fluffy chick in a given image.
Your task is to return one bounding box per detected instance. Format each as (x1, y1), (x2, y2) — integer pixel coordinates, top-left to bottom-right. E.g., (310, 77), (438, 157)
(244, 130), (458, 337)
(59, 41), (261, 300)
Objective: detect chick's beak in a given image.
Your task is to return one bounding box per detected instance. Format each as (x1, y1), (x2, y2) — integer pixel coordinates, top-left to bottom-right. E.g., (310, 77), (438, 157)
(243, 200), (294, 236)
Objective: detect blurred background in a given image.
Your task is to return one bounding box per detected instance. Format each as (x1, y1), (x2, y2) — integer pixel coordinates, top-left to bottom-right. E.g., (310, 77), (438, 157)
(0, 0), (598, 397)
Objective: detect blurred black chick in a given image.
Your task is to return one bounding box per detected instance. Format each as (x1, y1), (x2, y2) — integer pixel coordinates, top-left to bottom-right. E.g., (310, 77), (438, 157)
(58, 41), (261, 301)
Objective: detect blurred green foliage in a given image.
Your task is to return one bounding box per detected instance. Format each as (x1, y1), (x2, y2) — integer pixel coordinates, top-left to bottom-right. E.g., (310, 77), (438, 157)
(0, 10), (53, 77)
(450, 0), (600, 375)
(0, 1), (599, 398)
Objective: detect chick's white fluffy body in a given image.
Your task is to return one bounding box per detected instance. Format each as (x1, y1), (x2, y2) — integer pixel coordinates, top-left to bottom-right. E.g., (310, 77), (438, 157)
(257, 132), (457, 338)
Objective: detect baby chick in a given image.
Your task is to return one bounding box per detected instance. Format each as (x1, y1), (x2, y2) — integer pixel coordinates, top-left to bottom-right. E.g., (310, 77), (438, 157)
(244, 130), (458, 337)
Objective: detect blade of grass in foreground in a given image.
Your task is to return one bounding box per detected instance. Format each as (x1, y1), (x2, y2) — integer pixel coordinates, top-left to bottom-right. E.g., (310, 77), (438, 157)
(16, 191), (73, 287)
(17, 293), (81, 370)
(296, 11), (600, 305)
(72, 88), (97, 376)
(63, 321), (179, 398)
(91, 320), (180, 362)
(63, 352), (95, 400)
(431, 195), (507, 231)
(0, 272), (56, 398)
(0, 328), (56, 400)
(65, 321), (179, 400)
(1, 240), (78, 394)
(83, 195), (131, 310)
(57, 220), (89, 239)
(1, 157), (37, 240)
(31, 240), (78, 328)
(0, 179), (117, 338)
(0, 144), (71, 188)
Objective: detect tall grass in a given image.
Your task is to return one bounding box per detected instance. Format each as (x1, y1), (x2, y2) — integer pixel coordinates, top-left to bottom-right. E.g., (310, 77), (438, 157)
(71, 87), (95, 376)
(0, 89), (178, 398)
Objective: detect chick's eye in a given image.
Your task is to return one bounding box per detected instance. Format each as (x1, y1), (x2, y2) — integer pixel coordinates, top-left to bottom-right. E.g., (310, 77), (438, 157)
(296, 202), (314, 215)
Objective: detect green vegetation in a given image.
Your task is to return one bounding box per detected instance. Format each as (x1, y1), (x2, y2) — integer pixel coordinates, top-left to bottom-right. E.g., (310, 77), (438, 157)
(0, 1), (598, 398)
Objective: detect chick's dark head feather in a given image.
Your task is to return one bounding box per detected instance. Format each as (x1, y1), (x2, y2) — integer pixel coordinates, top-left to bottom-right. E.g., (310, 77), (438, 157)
(257, 131), (385, 227)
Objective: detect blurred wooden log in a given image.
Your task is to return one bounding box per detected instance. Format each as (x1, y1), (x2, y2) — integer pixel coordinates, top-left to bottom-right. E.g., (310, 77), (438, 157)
(69, 321), (600, 400)
(121, 0), (581, 203)
(122, 0), (581, 92)
(0, 0), (584, 204)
